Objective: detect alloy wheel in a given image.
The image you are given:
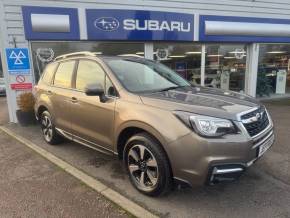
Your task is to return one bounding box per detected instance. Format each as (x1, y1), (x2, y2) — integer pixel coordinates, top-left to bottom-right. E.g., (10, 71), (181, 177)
(127, 144), (159, 191)
(41, 115), (53, 142)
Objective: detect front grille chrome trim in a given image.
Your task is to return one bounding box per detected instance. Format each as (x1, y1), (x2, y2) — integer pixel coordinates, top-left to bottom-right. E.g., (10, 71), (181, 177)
(236, 106), (259, 122)
(237, 106), (272, 139)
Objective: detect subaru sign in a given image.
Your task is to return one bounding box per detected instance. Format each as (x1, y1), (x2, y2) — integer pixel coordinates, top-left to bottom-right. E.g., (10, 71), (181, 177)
(86, 9), (194, 41)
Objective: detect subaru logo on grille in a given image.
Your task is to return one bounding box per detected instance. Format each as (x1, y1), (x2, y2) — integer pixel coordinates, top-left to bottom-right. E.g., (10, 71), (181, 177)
(94, 17), (119, 31)
(256, 111), (263, 120)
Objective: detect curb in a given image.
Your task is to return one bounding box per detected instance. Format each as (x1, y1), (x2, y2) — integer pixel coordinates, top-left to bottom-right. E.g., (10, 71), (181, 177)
(0, 126), (158, 218)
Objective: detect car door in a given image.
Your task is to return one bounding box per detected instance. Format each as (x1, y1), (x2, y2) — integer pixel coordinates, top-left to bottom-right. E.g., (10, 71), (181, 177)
(50, 60), (76, 138)
(70, 59), (117, 151)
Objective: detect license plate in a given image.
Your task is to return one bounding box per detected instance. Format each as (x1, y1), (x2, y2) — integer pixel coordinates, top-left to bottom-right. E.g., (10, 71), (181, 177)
(258, 135), (274, 158)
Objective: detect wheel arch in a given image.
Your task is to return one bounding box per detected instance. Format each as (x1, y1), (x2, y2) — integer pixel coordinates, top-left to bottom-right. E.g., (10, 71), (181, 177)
(115, 122), (171, 166)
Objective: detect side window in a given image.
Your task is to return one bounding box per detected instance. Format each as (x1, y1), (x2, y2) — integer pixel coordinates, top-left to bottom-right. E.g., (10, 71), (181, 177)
(105, 76), (117, 96)
(76, 60), (105, 91)
(53, 61), (75, 88)
(41, 62), (58, 85)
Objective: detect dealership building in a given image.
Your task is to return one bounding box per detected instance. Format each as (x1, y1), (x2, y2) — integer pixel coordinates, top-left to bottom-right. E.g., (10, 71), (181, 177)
(1, 0), (290, 122)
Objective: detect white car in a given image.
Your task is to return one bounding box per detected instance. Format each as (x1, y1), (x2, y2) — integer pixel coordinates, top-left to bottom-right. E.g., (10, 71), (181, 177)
(0, 78), (6, 96)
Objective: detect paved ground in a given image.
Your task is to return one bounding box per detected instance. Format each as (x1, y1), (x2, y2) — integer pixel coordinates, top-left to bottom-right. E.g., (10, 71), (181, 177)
(0, 130), (128, 218)
(1, 97), (290, 217)
(0, 98), (129, 217)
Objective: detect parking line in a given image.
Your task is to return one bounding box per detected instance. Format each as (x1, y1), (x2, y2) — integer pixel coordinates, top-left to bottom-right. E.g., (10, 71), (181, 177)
(0, 126), (158, 218)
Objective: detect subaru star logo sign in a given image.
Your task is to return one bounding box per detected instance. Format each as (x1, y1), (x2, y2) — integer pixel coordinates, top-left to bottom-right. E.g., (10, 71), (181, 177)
(86, 9), (194, 41)
(94, 17), (119, 31)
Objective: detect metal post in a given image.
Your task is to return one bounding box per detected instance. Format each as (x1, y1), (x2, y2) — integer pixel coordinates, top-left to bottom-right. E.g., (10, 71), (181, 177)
(200, 44), (206, 86)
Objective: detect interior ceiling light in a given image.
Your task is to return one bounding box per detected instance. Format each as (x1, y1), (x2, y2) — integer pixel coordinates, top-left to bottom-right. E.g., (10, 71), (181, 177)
(207, 54), (223, 57)
(169, 55), (186, 58)
(185, 51), (202, 54)
(118, 54), (143, 57)
(267, 51), (287, 54)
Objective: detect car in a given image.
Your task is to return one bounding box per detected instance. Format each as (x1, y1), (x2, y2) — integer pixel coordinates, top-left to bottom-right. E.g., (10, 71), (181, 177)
(0, 78), (6, 96)
(34, 52), (274, 196)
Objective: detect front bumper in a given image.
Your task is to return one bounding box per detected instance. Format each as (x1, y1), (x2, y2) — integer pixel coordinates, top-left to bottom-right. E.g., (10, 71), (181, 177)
(167, 121), (274, 187)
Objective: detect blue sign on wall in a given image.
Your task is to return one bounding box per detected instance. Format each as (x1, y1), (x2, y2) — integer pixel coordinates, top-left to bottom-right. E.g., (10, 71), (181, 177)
(22, 6), (80, 40)
(5, 48), (30, 72)
(200, 15), (290, 43)
(86, 9), (194, 41)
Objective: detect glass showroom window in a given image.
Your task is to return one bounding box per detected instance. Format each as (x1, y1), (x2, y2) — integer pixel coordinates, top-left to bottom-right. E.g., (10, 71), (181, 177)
(31, 42), (144, 82)
(205, 44), (247, 92)
(257, 44), (290, 97)
(154, 43), (201, 84)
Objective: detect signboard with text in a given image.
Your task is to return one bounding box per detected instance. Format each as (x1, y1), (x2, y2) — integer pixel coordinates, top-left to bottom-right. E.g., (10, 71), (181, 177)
(86, 9), (194, 41)
(9, 74), (33, 90)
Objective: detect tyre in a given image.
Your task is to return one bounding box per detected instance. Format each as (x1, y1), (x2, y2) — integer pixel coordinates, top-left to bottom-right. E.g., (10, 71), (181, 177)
(40, 111), (63, 145)
(124, 133), (172, 196)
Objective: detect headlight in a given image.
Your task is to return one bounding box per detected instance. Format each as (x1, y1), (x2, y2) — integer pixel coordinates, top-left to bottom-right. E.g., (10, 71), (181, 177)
(174, 111), (237, 137)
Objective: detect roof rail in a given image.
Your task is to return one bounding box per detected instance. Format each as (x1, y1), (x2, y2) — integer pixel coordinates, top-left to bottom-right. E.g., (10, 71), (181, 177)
(54, 51), (97, 61)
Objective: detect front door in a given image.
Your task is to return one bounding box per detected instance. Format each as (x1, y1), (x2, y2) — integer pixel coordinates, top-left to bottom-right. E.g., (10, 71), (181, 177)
(70, 59), (116, 151)
(50, 60), (76, 137)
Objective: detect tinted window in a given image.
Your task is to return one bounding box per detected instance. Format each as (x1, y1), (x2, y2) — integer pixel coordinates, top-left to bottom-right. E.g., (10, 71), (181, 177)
(76, 60), (105, 91)
(41, 62), (58, 84)
(53, 61), (75, 88)
(105, 59), (190, 93)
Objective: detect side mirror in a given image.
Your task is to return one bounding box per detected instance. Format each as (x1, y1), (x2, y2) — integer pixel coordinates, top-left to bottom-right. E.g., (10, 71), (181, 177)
(84, 83), (108, 103)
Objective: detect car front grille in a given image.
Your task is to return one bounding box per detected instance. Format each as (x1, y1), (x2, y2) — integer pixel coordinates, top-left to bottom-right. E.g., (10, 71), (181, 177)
(241, 107), (270, 137)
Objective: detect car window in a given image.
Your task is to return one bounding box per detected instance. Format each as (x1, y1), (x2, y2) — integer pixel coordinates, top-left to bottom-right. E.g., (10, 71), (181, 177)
(105, 58), (190, 93)
(76, 60), (105, 91)
(41, 62), (58, 85)
(53, 61), (75, 88)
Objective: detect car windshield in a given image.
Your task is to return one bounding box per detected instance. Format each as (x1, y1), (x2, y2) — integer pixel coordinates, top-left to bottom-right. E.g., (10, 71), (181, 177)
(105, 58), (191, 93)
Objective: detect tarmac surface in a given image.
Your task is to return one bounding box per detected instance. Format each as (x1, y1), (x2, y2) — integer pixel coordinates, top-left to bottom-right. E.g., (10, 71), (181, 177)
(0, 97), (128, 218)
(1, 97), (290, 217)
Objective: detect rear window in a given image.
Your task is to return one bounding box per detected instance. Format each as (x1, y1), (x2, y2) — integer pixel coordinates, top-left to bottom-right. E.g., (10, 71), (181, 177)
(53, 61), (75, 88)
(41, 62), (58, 84)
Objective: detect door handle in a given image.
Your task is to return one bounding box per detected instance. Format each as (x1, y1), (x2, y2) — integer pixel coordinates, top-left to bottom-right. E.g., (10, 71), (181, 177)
(47, 90), (52, 95)
(71, 97), (78, 103)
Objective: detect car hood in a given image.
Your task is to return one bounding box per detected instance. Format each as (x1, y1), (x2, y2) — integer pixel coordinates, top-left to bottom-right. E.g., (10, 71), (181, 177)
(140, 86), (261, 121)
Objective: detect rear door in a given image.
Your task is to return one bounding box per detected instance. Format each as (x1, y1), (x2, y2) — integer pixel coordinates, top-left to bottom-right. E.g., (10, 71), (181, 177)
(50, 60), (76, 136)
(70, 59), (117, 151)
